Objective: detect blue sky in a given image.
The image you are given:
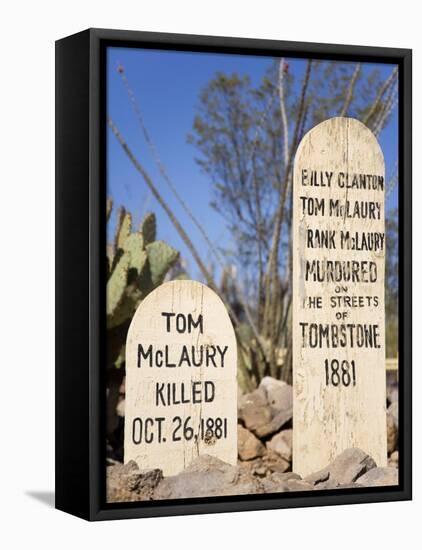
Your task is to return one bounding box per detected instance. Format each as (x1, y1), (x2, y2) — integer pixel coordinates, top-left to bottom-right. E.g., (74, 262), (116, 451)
(107, 47), (398, 280)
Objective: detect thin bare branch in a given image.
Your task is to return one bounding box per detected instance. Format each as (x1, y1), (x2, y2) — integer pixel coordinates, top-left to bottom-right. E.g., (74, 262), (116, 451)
(264, 61), (312, 324)
(278, 58), (290, 168)
(247, 85), (278, 167)
(232, 276), (269, 362)
(241, 87), (281, 331)
(363, 66), (398, 125)
(386, 161), (399, 199)
(263, 60), (312, 372)
(373, 83), (398, 136)
(340, 63), (361, 116)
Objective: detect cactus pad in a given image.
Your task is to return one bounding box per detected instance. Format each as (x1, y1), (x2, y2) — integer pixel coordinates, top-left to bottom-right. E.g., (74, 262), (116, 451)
(141, 212), (156, 245)
(146, 240), (179, 286)
(107, 253), (130, 318)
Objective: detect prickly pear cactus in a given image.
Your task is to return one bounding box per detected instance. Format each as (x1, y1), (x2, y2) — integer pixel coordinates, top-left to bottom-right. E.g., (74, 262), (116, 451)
(106, 200), (180, 369)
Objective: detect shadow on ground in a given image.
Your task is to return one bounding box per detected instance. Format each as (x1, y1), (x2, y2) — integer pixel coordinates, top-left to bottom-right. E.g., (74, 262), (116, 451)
(26, 491), (55, 508)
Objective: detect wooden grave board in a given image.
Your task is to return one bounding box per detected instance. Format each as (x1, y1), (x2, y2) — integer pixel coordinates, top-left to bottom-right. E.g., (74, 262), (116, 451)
(292, 117), (387, 476)
(124, 280), (238, 476)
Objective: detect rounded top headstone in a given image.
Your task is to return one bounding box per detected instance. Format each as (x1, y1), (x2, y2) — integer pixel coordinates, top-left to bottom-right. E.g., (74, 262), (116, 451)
(124, 279), (238, 476)
(295, 117), (385, 173)
(292, 116), (387, 476)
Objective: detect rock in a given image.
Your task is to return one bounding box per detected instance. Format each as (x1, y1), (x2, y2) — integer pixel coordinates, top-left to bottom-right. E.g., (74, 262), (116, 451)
(259, 377), (293, 414)
(239, 382), (292, 439)
(388, 450), (399, 468)
(154, 455), (263, 499)
(286, 479), (314, 492)
(263, 450), (291, 474)
(184, 454), (234, 474)
(315, 482), (364, 490)
(108, 460), (138, 477)
(260, 473), (312, 494)
(386, 410), (398, 453)
(260, 478), (289, 493)
(260, 471), (301, 493)
(259, 376), (286, 392)
(271, 472), (301, 483)
(306, 470), (330, 485)
(106, 460), (163, 502)
(255, 408), (292, 438)
(267, 429), (292, 462)
(237, 450), (290, 479)
(237, 425), (265, 460)
(125, 469), (163, 493)
(268, 456), (291, 474)
(388, 401), (399, 429)
(238, 388), (272, 433)
(253, 465), (268, 478)
(313, 478), (364, 490)
(326, 449), (377, 484)
(305, 448), (376, 486)
(357, 467), (398, 487)
(387, 385), (398, 405)
(313, 478), (340, 490)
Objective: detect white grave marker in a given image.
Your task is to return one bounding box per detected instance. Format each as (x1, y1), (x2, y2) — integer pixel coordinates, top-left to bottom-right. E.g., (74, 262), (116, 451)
(124, 280), (237, 476)
(292, 117), (387, 477)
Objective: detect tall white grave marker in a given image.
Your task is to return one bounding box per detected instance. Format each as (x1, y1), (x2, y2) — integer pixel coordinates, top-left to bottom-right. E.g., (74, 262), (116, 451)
(293, 117), (387, 476)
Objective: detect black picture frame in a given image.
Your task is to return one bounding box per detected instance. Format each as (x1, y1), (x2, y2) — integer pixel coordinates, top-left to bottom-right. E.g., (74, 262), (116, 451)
(55, 28), (412, 521)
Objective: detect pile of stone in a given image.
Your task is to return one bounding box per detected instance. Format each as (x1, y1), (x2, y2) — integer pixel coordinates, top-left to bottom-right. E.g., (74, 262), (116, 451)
(237, 376), (293, 475)
(106, 375), (400, 502)
(107, 447), (398, 502)
(237, 376), (399, 474)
